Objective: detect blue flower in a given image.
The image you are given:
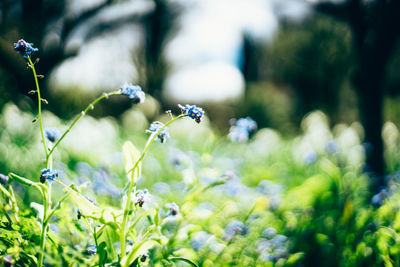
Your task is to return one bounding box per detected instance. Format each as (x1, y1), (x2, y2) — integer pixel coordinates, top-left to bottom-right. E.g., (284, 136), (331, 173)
(40, 168), (58, 183)
(134, 189), (149, 207)
(228, 117), (257, 142)
(235, 117), (257, 132)
(178, 104), (205, 123)
(147, 123), (170, 143)
(0, 173), (9, 185)
(86, 245), (97, 255)
(223, 220), (247, 241)
(45, 128), (61, 143)
(14, 39), (38, 58)
(120, 83), (145, 103)
(165, 202), (179, 217)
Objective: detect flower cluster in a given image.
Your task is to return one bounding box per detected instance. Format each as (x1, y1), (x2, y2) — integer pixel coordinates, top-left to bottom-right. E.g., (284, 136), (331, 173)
(40, 168), (58, 183)
(120, 83), (145, 104)
(178, 104), (205, 123)
(14, 39), (39, 59)
(165, 202), (179, 217)
(45, 128), (61, 143)
(257, 228), (289, 263)
(229, 117), (257, 142)
(223, 220), (247, 241)
(147, 123), (170, 143)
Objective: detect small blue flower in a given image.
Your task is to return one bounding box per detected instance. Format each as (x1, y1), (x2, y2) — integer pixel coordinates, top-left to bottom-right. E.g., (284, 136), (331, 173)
(165, 202), (179, 217)
(228, 117), (257, 142)
(134, 189), (149, 207)
(147, 123), (170, 143)
(178, 104), (205, 123)
(223, 220), (247, 241)
(40, 168), (58, 183)
(303, 151), (318, 165)
(262, 227), (277, 239)
(14, 39), (39, 58)
(0, 173), (9, 185)
(86, 245), (97, 255)
(235, 117), (257, 132)
(120, 83), (145, 103)
(45, 128), (61, 143)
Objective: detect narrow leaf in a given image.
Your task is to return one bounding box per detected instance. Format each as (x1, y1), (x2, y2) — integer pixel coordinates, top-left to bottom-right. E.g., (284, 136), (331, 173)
(122, 141), (142, 184)
(168, 257), (199, 267)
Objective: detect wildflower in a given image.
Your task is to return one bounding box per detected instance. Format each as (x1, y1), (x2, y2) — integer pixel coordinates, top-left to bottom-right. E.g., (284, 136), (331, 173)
(134, 189), (149, 207)
(229, 127), (250, 142)
(147, 123), (170, 143)
(119, 83), (145, 103)
(223, 220), (247, 241)
(86, 245), (97, 255)
(235, 117), (257, 132)
(45, 128), (61, 143)
(0, 173), (9, 185)
(14, 39), (39, 58)
(228, 117), (257, 142)
(128, 240), (134, 246)
(262, 227), (277, 239)
(165, 202), (179, 217)
(371, 188), (389, 207)
(178, 104), (205, 123)
(303, 151), (317, 165)
(40, 168), (58, 183)
(191, 231), (212, 251)
(325, 140), (339, 154)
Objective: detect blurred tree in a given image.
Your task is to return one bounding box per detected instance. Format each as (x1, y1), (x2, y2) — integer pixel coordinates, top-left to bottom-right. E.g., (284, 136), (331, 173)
(0, 0), (176, 117)
(315, 0), (400, 191)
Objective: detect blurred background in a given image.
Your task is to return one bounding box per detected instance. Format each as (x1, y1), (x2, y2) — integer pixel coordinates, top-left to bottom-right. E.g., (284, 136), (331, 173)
(0, 0), (400, 184)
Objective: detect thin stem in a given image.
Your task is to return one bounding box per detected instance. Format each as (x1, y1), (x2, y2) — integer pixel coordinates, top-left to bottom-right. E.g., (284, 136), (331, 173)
(38, 188), (49, 267)
(46, 91), (121, 166)
(27, 56), (48, 158)
(120, 114), (186, 257)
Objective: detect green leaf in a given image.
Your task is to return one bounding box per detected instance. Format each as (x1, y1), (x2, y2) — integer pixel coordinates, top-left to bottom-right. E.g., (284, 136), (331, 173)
(122, 240), (159, 267)
(122, 141), (142, 184)
(98, 242), (108, 267)
(8, 172), (36, 187)
(168, 257), (199, 267)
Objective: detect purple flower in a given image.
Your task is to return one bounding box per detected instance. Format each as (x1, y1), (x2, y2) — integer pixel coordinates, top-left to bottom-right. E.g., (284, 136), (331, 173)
(178, 104), (205, 123)
(14, 39), (38, 58)
(120, 83), (145, 103)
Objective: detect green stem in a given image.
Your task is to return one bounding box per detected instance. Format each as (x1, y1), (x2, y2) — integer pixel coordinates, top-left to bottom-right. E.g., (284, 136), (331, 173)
(27, 56), (48, 158)
(38, 188), (49, 267)
(46, 91), (121, 166)
(120, 114), (186, 257)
